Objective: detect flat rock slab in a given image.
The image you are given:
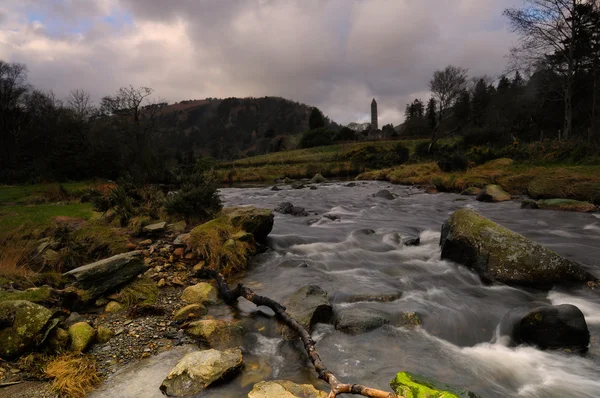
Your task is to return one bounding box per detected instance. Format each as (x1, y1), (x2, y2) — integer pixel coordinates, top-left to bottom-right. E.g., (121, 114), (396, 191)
(143, 222), (167, 234)
(281, 285), (332, 339)
(335, 308), (389, 334)
(476, 184), (511, 202)
(249, 380), (328, 398)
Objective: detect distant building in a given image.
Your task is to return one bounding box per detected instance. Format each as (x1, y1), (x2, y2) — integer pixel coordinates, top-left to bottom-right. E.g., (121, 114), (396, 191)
(371, 98), (378, 130)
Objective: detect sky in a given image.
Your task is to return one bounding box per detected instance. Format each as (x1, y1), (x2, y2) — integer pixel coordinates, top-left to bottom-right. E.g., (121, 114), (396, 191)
(0, 0), (521, 126)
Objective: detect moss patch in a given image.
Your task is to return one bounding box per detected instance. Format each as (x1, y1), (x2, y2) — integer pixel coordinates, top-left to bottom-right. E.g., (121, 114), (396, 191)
(536, 199), (597, 212)
(390, 372), (479, 398)
(0, 286), (54, 304)
(112, 277), (158, 307)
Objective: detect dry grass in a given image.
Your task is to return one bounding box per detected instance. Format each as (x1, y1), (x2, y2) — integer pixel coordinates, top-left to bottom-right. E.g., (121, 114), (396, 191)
(0, 229), (36, 279)
(45, 353), (101, 398)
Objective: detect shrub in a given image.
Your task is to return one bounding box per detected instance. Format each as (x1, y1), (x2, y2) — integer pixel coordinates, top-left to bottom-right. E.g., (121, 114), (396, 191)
(298, 127), (335, 149)
(335, 127), (356, 141)
(414, 141), (433, 159)
(165, 168), (222, 224)
(394, 143), (410, 164)
(466, 145), (499, 165)
(437, 153), (469, 172)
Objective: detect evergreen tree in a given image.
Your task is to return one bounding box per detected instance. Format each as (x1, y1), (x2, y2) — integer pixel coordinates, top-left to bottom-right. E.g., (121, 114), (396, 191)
(425, 97), (437, 131)
(309, 107), (325, 129)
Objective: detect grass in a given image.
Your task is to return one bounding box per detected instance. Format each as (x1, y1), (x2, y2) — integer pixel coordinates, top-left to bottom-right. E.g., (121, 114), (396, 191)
(0, 203), (95, 235)
(45, 353), (101, 398)
(0, 182), (91, 205)
(113, 277), (159, 307)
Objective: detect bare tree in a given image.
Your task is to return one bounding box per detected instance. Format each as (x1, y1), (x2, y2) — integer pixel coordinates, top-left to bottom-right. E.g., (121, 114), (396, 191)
(67, 89), (94, 122)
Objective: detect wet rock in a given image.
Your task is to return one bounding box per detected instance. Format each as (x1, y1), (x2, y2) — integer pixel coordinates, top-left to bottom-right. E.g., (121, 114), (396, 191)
(399, 312), (422, 328)
(172, 234), (189, 246)
(184, 319), (243, 348)
(46, 327), (70, 352)
(461, 187), (482, 196)
(222, 206), (274, 243)
(271, 186), (281, 191)
(105, 301), (124, 313)
(345, 292), (403, 303)
(310, 186), (318, 190)
(521, 199), (539, 209)
(138, 239), (153, 246)
(64, 251), (147, 301)
(281, 285), (332, 338)
(63, 312), (84, 327)
(476, 184), (511, 202)
(511, 304), (590, 351)
(181, 282), (219, 305)
(335, 308), (389, 334)
(373, 189), (394, 200)
(68, 321), (95, 352)
(160, 348), (243, 397)
(143, 221), (167, 234)
(391, 372), (481, 398)
(275, 202), (309, 217)
(323, 214), (340, 221)
(310, 173), (327, 184)
(172, 247), (185, 257)
(96, 326), (114, 344)
(249, 380), (328, 398)
(283, 177), (294, 184)
(403, 237), (420, 246)
(345, 182), (357, 187)
(536, 199), (597, 213)
(440, 208), (596, 285)
(0, 300), (56, 359)
(172, 304), (207, 322)
(278, 259), (309, 268)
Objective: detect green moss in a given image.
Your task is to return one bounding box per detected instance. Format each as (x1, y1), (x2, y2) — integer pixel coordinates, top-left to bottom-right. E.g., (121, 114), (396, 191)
(113, 277), (158, 307)
(390, 372), (479, 398)
(536, 199), (597, 212)
(68, 322), (95, 352)
(0, 286), (54, 304)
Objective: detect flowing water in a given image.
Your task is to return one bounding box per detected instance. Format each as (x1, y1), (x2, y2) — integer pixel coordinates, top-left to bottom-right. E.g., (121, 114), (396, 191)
(93, 181), (600, 397)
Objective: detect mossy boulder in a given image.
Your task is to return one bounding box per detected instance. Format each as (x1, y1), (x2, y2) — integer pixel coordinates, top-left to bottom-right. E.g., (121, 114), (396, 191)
(160, 348), (243, 397)
(96, 325), (114, 344)
(460, 187), (481, 196)
(0, 300), (57, 359)
(45, 327), (70, 352)
(0, 286), (55, 304)
(172, 304), (208, 322)
(221, 206), (274, 243)
(390, 372), (480, 398)
(281, 285), (332, 339)
(105, 301), (124, 313)
(248, 380), (328, 398)
(536, 199), (597, 213)
(440, 208), (596, 285)
(181, 282), (219, 305)
(310, 173), (327, 184)
(68, 321), (96, 352)
(184, 319), (243, 348)
(476, 184), (511, 202)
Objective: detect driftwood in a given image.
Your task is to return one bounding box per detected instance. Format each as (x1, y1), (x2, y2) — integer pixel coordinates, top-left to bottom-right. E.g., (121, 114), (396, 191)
(201, 269), (401, 398)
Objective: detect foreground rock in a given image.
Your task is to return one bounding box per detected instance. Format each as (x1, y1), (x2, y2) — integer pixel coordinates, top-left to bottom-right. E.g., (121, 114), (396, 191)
(281, 285), (332, 338)
(511, 304), (590, 351)
(0, 300), (57, 359)
(172, 304), (207, 322)
(68, 321), (96, 352)
(391, 372), (480, 398)
(373, 189), (394, 200)
(310, 173), (327, 184)
(64, 251), (147, 300)
(160, 348), (243, 397)
(184, 319), (243, 348)
(476, 184), (511, 202)
(249, 380), (328, 398)
(275, 202), (309, 217)
(222, 207), (274, 243)
(440, 208), (596, 285)
(335, 308), (389, 334)
(181, 282), (219, 305)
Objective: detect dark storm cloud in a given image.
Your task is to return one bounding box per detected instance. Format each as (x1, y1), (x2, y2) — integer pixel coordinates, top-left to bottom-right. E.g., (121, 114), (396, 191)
(1, 0), (522, 125)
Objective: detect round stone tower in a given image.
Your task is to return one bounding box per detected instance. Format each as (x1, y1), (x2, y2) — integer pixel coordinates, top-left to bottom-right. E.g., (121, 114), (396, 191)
(371, 98), (378, 130)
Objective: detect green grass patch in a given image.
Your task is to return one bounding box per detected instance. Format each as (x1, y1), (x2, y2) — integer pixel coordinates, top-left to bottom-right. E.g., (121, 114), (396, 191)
(0, 182), (91, 205)
(0, 203), (95, 235)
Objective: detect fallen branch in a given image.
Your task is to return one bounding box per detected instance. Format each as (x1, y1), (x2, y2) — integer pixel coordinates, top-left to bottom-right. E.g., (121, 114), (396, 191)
(200, 269), (401, 398)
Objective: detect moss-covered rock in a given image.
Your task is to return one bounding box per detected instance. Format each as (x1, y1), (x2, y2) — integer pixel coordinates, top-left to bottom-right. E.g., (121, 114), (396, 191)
(0, 300), (57, 359)
(184, 319), (243, 348)
(440, 208), (596, 285)
(460, 187), (481, 196)
(0, 286), (54, 304)
(390, 372), (480, 398)
(536, 199), (597, 213)
(181, 282), (219, 305)
(68, 322), (95, 352)
(96, 325), (114, 344)
(221, 206), (274, 243)
(45, 327), (70, 352)
(310, 173), (327, 184)
(104, 301), (124, 313)
(476, 184), (511, 202)
(248, 380), (328, 398)
(172, 304), (208, 322)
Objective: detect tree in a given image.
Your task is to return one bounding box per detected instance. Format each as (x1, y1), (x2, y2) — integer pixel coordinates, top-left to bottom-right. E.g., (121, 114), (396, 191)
(425, 97), (437, 131)
(382, 123), (396, 137)
(308, 107), (325, 129)
(67, 89), (94, 122)
(472, 79), (491, 126)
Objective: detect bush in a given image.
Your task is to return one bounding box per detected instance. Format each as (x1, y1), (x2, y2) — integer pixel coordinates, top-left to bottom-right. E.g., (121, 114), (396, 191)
(298, 127), (335, 149)
(466, 145), (499, 165)
(165, 169), (222, 224)
(394, 143), (410, 164)
(335, 127), (356, 141)
(414, 141), (433, 159)
(437, 153), (469, 172)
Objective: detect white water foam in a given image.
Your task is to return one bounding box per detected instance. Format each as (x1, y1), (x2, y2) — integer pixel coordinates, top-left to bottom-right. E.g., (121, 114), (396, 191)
(548, 290), (600, 325)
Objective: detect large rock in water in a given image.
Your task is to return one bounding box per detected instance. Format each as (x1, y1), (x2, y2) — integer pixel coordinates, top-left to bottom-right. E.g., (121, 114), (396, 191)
(310, 173), (327, 184)
(476, 184), (511, 202)
(184, 319), (243, 348)
(373, 189), (394, 200)
(281, 285), (332, 338)
(222, 207), (274, 243)
(275, 202), (309, 217)
(160, 348), (243, 397)
(510, 304), (590, 351)
(391, 372), (481, 398)
(64, 251), (147, 300)
(0, 300), (58, 359)
(440, 208), (596, 285)
(248, 380), (328, 398)
(335, 308), (389, 334)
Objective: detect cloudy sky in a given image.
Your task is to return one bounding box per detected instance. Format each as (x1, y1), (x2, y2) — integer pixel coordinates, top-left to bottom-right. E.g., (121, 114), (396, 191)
(0, 0), (521, 126)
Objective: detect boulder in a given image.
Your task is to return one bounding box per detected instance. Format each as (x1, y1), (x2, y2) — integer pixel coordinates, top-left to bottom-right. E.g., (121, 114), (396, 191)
(373, 190), (394, 200)
(476, 184), (511, 202)
(172, 304), (207, 322)
(271, 186), (281, 191)
(173, 234), (189, 246)
(345, 292), (402, 303)
(275, 202), (308, 217)
(105, 301), (124, 313)
(310, 186), (318, 190)
(281, 285), (332, 338)
(521, 199), (539, 209)
(278, 259), (309, 268)
(345, 182), (357, 187)
(335, 308), (389, 334)
(536, 199), (597, 213)
(440, 208), (596, 285)
(181, 282), (219, 305)
(160, 348), (243, 397)
(511, 304), (590, 351)
(283, 177), (294, 184)
(143, 221), (167, 234)
(391, 372), (481, 398)
(184, 319), (243, 348)
(0, 300), (57, 359)
(96, 326), (114, 344)
(68, 321), (95, 352)
(222, 207), (274, 243)
(403, 237), (420, 247)
(46, 327), (70, 352)
(248, 380), (328, 398)
(461, 187), (482, 196)
(64, 251), (147, 301)
(310, 173), (327, 184)
(291, 182), (306, 190)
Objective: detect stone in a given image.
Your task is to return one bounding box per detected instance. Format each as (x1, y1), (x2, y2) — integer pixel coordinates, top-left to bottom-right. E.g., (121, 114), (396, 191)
(521, 199), (539, 209)
(184, 319), (243, 348)
(181, 282), (219, 305)
(460, 187), (482, 196)
(172, 304), (207, 322)
(511, 304), (590, 351)
(160, 348), (243, 397)
(64, 251), (147, 301)
(96, 326), (114, 344)
(345, 182), (357, 187)
(310, 186), (318, 190)
(63, 312), (84, 327)
(283, 177), (294, 183)
(310, 173), (327, 184)
(291, 182), (306, 189)
(399, 312), (422, 328)
(281, 285), (332, 338)
(476, 184), (511, 202)
(105, 301), (124, 313)
(335, 308), (389, 334)
(373, 190), (394, 200)
(68, 321), (96, 352)
(403, 237), (420, 246)
(248, 380), (328, 398)
(143, 221), (167, 234)
(274, 202), (308, 217)
(222, 206), (274, 243)
(157, 278), (166, 288)
(440, 208), (596, 285)
(46, 327), (70, 352)
(278, 259), (309, 268)
(271, 186), (281, 191)
(0, 300), (57, 359)
(173, 234), (189, 246)
(345, 292), (403, 303)
(173, 248), (184, 257)
(536, 198), (597, 213)
(391, 372), (481, 398)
